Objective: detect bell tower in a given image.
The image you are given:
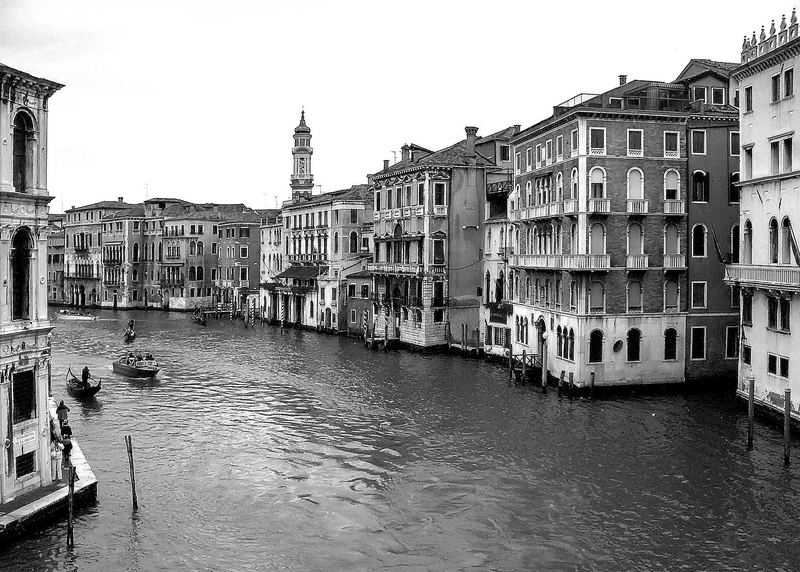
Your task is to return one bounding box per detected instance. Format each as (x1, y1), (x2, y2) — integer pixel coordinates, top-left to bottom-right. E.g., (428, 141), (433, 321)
(290, 109), (313, 201)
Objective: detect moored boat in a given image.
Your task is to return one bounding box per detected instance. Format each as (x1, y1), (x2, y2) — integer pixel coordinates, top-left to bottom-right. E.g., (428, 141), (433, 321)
(66, 367), (102, 398)
(124, 328), (136, 342)
(192, 310), (207, 326)
(112, 353), (160, 378)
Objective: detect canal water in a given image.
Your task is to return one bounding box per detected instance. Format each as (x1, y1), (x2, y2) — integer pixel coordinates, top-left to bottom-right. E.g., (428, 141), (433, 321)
(1, 310), (799, 571)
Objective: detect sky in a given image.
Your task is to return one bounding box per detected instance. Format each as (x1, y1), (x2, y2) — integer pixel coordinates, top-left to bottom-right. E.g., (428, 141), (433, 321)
(0, 1), (787, 212)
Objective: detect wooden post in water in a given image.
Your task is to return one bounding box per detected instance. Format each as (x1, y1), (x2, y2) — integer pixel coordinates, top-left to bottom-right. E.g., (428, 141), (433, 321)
(558, 370), (565, 397)
(540, 340), (547, 393)
(748, 376), (755, 449)
(784, 387), (791, 465)
(384, 322), (389, 352)
(508, 349), (514, 381)
(590, 372), (596, 400)
(521, 349), (527, 382)
(568, 372), (574, 398)
(125, 435), (139, 510)
(66, 466), (75, 547)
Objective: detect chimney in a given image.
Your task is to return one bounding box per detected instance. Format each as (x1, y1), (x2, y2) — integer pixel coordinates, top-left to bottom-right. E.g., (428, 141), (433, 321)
(465, 126), (478, 157)
(401, 144), (410, 162)
(118, 196), (124, 203)
(383, 159), (389, 171)
(618, 74), (627, 86)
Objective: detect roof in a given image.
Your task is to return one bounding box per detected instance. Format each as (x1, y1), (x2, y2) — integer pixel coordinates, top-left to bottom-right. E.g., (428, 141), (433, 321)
(477, 125), (520, 143)
(0, 63), (64, 92)
(67, 200), (134, 212)
(275, 265), (327, 280)
(283, 184), (371, 210)
(674, 59), (738, 83)
(102, 205), (145, 220)
(345, 270), (373, 279)
(218, 210), (263, 225)
(375, 138), (495, 178)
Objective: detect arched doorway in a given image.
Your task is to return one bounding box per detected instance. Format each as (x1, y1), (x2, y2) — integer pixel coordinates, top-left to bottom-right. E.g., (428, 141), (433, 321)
(536, 318), (546, 357)
(79, 285), (86, 307)
(11, 228), (32, 320)
(324, 307), (332, 329)
(392, 286), (402, 336)
(113, 291), (118, 310)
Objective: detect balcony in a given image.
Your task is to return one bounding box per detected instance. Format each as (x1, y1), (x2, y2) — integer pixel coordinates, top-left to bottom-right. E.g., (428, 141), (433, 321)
(73, 246), (89, 254)
(65, 271), (99, 280)
(402, 207), (412, 218)
(102, 258), (122, 266)
(159, 278), (185, 287)
(498, 246), (513, 260)
(724, 264), (800, 292)
(510, 254), (562, 269)
(563, 198), (579, 215)
(588, 198), (611, 214)
(626, 254), (649, 269)
(430, 264), (446, 275)
(103, 278), (120, 286)
(433, 205), (448, 217)
(626, 199), (649, 214)
(531, 204), (549, 218)
(373, 212), (380, 221)
(562, 254), (611, 271)
(663, 200), (685, 215)
(663, 253), (686, 270)
(367, 263), (423, 276)
(548, 202), (563, 217)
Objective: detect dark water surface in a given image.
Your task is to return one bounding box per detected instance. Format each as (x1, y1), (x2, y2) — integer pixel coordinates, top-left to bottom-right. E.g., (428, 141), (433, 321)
(1, 310), (799, 571)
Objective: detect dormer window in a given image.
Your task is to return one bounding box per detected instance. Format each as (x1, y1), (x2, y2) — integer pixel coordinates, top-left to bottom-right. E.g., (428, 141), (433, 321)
(693, 86), (707, 103)
(711, 87), (725, 105)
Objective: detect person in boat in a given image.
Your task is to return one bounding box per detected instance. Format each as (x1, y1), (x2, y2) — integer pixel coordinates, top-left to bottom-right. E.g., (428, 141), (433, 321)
(81, 366), (90, 387)
(145, 352), (154, 361)
(127, 352), (136, 366)
(56, 400), (70, 427)
(136, 353), (143, 362)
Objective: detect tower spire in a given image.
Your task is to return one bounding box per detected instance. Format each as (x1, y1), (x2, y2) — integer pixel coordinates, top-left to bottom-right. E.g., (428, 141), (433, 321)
(290, 108), (313, 201)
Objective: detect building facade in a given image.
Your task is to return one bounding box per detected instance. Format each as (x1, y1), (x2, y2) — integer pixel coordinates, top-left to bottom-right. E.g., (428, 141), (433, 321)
(100, 204), (145, 309)
(46, 213), (65, 305)
(217, 213), (261, 315)
(0, 63), (62, 502)
(726, 12), (800, 420)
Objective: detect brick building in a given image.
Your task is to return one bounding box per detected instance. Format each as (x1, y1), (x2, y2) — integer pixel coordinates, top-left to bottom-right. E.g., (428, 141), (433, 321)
(218, 212), (262, 314)
(100, 204), (145, 309)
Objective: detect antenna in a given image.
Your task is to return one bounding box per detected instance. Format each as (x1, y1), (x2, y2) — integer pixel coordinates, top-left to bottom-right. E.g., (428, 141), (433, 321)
(392, 150), (398, 163)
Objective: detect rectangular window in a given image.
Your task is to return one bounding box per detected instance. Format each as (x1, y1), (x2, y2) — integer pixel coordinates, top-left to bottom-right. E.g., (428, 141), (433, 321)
(556, 135), (563, 160)
(781, 356), (790, 378)
(691, 327), (706, 360)
(211, 268), (217, 280)
(780, 298), (791, 331)
(785, 68), (794, 97)
(743, 344), (751, 365)
(361, 284), (369, 298)
(545, 140), (552, 163)
(535, 144), (542, 167)
(771, 141), (780, 174)
(730, 131), (740, 156)
(691, 130), (706, 155)
(12, 371), (35, 424)
(725, 326), (740, 359)
(350, 209), (358, 224)
(570, 129), (578, 156)
(240, 246), (248, 258)
(211, 243), (217, 255)
(744, 147), (753, 179)
(664, 132), (679, 158)
(712, 87), (725, 105)
(433, 309), (444, 322)
(433, 183), (445, 206)
(768, 297), (779, 329)
(240, 267), (247, 281)
(515, 152), (521, 173)
(350, 309), (356, 323)
(693, 86), (707, 103)
(589, 128), (605, 154)
(768, 353), (778, 374)
(525, 148), (532, 170)
(627, 129), (643, 156)
(417, 183), (424, 205)
(691, 282), (707, 309)
(500, 145), (510, 162)
(784, 138), (793, 172)
(15, 451), (35, 478)
(745, 86), (753, 112)
(772, 74), (781, 102)
(433, 240), (445, 264)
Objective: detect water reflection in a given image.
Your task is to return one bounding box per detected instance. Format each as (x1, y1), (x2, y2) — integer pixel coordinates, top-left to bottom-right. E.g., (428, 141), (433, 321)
(0, 309), (799, 570)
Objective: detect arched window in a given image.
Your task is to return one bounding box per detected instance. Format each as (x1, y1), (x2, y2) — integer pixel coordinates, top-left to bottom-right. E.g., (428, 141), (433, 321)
(664, 328), (678, 360)
(524, 181), (531, 208)
(590, 222), (605, 255)
(485, 271), (491, 304)
(570, 282), (577, 310)
(133, 243), (140, 262)
(743, 219), (753, 264)
(628, 223), (643, 255)
(589, 329), (603, 363)
(555, 172), (563, 202)
(769, 218), (779, 263)
(570, 224), (577, 254)
(729, 172), (740, 203)
(627, 328), (641, 361)
(197, 266), (204, 281)
(664, 169), (680, 200)
(349, 231), (358, 254)
(13, 113), (34, 194)
(188, 266), (196, 281)
(568, 328), (575, 360)
(11, 228), (32, 320)
(525, 275), (531, 302)
(159, 242), (163, 261)
(627, 168), (644, 199)
(523, 318), (529, 344)
(334, 232), (339, 254)
(664, 280), (679, 311)
(197, 241), (204, 255)
(781, 218), (793, 264)
(496, 271), (504, 304)
(627, 280), (643, 312)
(731, 224), (740, 263)
(691, 224), (707, 257)
(589, 281), (604, 313)
(664, 223), (679, 255)
(692, 170), (709, 202)
(570, 168), (578, 199)
(189, 241), (196, 256)
(556, 326), (563, 357)
(589, 167), (605, 198)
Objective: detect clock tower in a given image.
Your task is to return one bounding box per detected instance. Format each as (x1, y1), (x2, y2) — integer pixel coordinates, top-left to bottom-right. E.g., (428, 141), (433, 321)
(290, 110), (313, 201)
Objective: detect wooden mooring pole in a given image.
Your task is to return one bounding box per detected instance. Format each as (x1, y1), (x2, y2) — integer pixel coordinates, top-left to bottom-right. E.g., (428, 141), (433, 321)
(558, 371), (565, 397)
(748, 376), (755, 449)
(521, 349), (527, 381)
(66, 466), (76, 547)
(508, 350), (513, 381)
(125, 435), (139, 510)
(568, 372), (574, 398)
(540, 341), (547, 393)
(784, 387), (791, 465)
(590, 372), (596, 400)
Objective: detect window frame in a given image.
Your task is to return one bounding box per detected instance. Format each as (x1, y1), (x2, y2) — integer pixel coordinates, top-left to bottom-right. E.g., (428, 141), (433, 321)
(730, 131), (740, 156)
(589, 127), (606, 155)
(691, 281), (707, 309)
(744, 85), (753, 112)
(690, 326), (707, 361)
(691, 130), (707, 155)
(711, 87), (725, 105)
(693, 86), (708, 103)
(663, 131), (679, 158)
(627, 129), (644, 157)
(570, 129), (579, 157)
(725, 326), (740, 359)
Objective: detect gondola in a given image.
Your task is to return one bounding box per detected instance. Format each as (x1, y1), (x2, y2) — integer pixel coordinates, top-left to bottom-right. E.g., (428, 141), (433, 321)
(192, 311), (207, 326)
(112, 353), (160, 378)
(124, 328), (136, 343)
(65, 367), (102, 398)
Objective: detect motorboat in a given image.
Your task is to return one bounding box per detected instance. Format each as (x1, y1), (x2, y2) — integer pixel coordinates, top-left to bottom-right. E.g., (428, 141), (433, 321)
(58, 309), (97, 321)
(112, 353), (160, 378)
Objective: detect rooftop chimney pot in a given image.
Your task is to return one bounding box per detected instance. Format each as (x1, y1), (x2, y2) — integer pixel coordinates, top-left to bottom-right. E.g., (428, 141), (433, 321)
(619, 74), (627, 86)
(401, 144), (410, 162)
(118, 196), (124, 203)
(383, 159), (390, 170)
(465, 126), (478, 157)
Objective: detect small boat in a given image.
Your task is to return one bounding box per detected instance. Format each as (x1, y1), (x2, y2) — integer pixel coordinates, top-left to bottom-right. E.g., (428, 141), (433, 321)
(65, 367), (102, 398)
(113, 353), (160, 378)
(58, 309), (97, 321)
(192, 311), (207, 326)
(124, 328), (136, 343)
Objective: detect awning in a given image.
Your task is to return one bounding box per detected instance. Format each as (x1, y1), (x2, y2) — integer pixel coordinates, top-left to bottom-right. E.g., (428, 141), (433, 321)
(274, 265), (327, 280)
